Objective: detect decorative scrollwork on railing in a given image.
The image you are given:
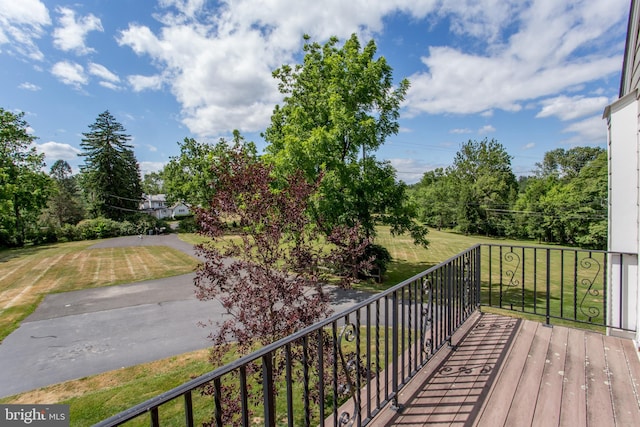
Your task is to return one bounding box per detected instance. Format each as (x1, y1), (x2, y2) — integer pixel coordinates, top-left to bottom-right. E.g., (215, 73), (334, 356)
(578, 255), (602, 322)
(503, 250), (521, 307)
(462, 252), (473, 315)
(421, 277), (433, 358)
(337, 322), (358, 427)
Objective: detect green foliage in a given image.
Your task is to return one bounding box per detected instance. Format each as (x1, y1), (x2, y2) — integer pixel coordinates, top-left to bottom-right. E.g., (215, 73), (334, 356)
(535, 146), (605, 179)
(413, 138), (518, 237)
(58, 214), (166, 241)
(141, 171), (164, 195)
(0, 108), (54, 247)
(177, 216), (198, 233)
(42, 160), (85, 227)
(163, 131), (257, 207)
(76, 218), (123, 240)
(449, 138), (518, 236)
(58, 223), (82, 242)
(263, 34), (427, 248)
(363, 243), (392, 277)
(410, 142), (606, 249)
(411, 168), (456, 230)
(78, 111), (142, 221)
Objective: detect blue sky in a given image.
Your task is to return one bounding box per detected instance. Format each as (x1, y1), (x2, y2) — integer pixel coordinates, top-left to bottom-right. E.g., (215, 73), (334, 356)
(0, 0), (630, 183)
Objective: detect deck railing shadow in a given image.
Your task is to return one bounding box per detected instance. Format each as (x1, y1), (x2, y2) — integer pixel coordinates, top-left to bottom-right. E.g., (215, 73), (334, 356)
(370, 313), (521, 426)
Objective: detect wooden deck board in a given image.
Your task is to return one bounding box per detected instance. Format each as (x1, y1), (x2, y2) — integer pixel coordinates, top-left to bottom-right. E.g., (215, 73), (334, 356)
(531, 325), (568, 427)
(503, 322), (552, 427)
(585, 332), (616, 426)
(604, 335), (640, 425)
(369, 313), (640, 427)
(474, 318), (538, 427)
(559, 327), (587, 427)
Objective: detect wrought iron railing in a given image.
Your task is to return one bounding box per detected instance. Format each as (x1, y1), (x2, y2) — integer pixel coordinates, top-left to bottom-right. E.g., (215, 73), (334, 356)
(95, 246), (481, 427)
(480, 244), (636, 332)
(95, 244), (636, 426)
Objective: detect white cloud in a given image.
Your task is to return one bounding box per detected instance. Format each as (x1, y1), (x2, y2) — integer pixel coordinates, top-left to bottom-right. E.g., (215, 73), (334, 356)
(140, 161), (166, 175)
(478, 125), (495, 134)
(536, 95), (610, 121)
(115, 0), (628, 138)
(562, 115), (607, 145)
(37, 141), (81, 163)
(0, 0), (50, 60)
(387, 157), (434, 184)
(115, 0), (439, 137)
(523, 142), (535, 150)
(18, 82), (41, 91)
(128, 74), (165, 92)
(88, 62), (119, 82)
(53, 6), (103, 55)
(450, 128), (472, 134)
(89, 62), (122, 90)
(51, 61), (87, 89)
(404, 0), (628, 117)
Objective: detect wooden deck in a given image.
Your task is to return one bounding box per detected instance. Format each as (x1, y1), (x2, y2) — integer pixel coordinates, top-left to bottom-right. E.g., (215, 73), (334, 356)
(371, 312), (640, 426)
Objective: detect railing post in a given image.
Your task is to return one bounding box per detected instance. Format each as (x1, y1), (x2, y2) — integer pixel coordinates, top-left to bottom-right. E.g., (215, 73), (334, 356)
(391, 290), (399, 411)
(475, 246), (481, 310)
(546, 249), (551, 326)
(262, 353), (275, 427)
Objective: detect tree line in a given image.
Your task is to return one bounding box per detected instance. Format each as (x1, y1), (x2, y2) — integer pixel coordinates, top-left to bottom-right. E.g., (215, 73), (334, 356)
(0, 108), (153, 247)
(408, 139), (607, 249)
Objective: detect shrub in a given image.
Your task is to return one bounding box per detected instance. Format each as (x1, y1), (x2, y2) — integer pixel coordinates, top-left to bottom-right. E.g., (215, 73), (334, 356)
(177, 216), (198, 233)
(76, 217), (121, 240)
(59, 223), (82, 242)
(362, 243), (392, 280)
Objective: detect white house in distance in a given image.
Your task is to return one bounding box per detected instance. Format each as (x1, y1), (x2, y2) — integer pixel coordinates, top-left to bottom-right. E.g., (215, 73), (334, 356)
(139, 194), (192, 220)
(603, 0), (640, 348)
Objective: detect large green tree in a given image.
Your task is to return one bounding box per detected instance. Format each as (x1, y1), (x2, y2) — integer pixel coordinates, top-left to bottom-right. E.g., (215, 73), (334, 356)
(0, 108), (53, 246)
(410, 168), (457, 230)
(141, 171), (164, 195)
(162, 130), (256, 206)
(43, 160), (84, 227)
(78, 111), (142, 220)
(263, 34), (427, 246)
(163, 131), (256, 207)
(448, 138), (518, 236)
(535, 146), (605, 180)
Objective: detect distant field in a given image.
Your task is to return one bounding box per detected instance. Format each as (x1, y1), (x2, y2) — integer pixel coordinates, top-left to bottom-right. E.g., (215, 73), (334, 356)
(0, 240), (199, 342)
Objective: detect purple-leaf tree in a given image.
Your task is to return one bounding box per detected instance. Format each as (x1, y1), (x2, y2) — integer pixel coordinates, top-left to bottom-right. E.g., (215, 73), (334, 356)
(194, 144), (371, 425)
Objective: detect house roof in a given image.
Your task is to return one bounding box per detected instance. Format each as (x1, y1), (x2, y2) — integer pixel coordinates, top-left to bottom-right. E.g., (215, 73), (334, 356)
(620, 0), (640, 97)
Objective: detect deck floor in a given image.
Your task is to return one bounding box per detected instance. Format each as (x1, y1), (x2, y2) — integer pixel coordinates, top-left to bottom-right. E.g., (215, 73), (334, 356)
(372, 312), (640, 426)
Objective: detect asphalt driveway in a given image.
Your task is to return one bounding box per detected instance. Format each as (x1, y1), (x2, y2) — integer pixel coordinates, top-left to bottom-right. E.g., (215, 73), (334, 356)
(0, 235), (372, 398)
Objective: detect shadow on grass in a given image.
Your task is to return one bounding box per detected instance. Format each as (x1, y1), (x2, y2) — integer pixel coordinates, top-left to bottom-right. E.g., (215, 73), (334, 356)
(0, 242), (66, 263)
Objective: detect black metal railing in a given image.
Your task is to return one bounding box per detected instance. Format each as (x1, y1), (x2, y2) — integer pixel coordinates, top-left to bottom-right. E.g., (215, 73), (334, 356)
(95, 246), (481, 427)
(480, 244), (635, 332)
(95, 244), (636, 426)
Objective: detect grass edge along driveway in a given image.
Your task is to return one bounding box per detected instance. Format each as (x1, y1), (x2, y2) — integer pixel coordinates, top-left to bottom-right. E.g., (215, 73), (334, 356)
(0, 239), (200, 343)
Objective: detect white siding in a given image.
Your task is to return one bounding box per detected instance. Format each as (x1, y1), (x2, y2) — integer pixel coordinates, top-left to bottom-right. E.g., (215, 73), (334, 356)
(606, 90), (640, 342)
(608, 92), (639, 254)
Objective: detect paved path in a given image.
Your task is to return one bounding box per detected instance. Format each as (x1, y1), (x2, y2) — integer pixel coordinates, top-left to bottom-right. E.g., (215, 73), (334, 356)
(0, 235), (372, 398)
